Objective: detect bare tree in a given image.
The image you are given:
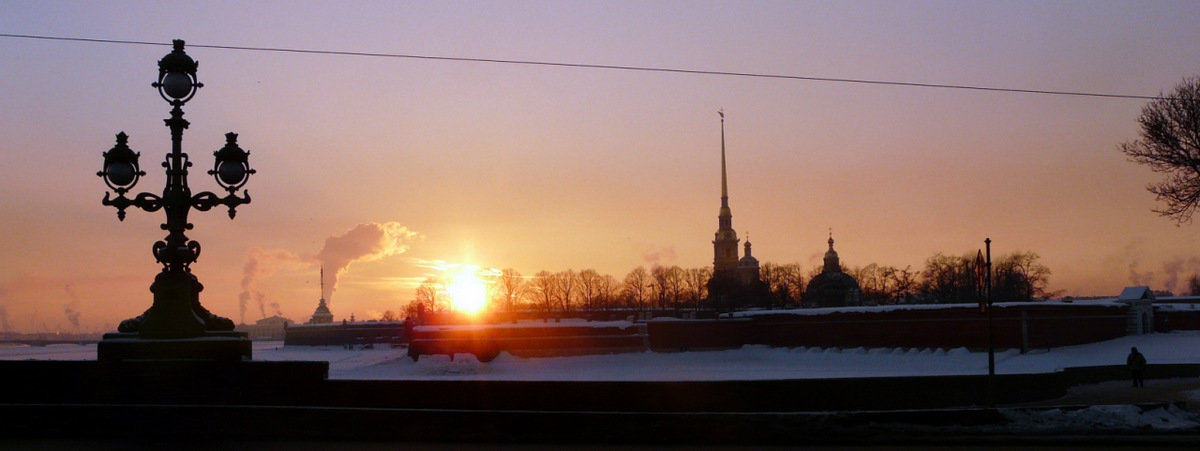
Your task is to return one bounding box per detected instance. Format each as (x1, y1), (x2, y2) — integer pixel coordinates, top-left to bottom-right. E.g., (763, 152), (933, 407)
(1121, 76), (1200, 223)
(993, 251), (1053, 301)
(405, 276), (445, 319)
(622, 266), (650, 311)
(761, 263), (803, 308)
(598, 274), (619, 311)
(684, 267), (712, 310)
(885, 265), (918, 303)
(578, 269), (601, 311)
(403, 301), (421, 320)
(782, 263), (806, 306)
(664, 266), (686, 311)
(760, 262), (781, 306)
(919, 253), (976, 303)
(498, 268), (525, 314)
(649, 266), (669, 310)
(531, 270), (556, 317)
(555, 270), (578, 313)
(852, 263), (891, 305)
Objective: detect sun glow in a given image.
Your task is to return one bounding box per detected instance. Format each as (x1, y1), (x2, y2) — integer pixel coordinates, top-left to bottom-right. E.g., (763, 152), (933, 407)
(446, 267), (488, 315)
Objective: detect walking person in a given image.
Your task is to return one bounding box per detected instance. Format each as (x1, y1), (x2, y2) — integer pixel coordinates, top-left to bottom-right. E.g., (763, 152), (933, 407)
(1127, 346), (1147, 387)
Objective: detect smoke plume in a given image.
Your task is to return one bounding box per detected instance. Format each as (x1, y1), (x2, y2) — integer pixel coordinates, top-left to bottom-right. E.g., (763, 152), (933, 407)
(63, 304), (81, 330)
(1161, 256), (1200, 294)
(317, 222), (418, 303)
(256, 292), (268, 320)
(641, 246), (677, 267)
(238, 247), (308, 324)
(234, 222), (418, 318)
(1121, 239), (1154, 287)
(63, 285), (81, 330)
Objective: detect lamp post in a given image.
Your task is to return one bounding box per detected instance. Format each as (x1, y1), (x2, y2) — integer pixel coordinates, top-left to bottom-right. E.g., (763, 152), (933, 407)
(976, 238), (994, 404)
(97, 40), (254, 360)
(985, 238), (993, 377)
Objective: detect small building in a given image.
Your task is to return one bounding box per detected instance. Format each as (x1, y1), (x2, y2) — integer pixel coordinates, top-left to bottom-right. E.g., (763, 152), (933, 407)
(308, 297), (333, 324)
(235, 315), (294, 341)
(1117, 286), (1154, 335)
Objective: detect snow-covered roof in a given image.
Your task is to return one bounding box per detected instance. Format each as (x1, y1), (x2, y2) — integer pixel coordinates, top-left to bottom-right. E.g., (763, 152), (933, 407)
(1155, 296), (1200, 303)
(1118, 286), (1154, 301)
(414, 319), (637, 332)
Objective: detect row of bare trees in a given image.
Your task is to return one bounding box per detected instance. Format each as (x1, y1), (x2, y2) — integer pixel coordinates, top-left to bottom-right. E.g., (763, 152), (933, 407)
(917, 251), (1054, 303)
(403, 251), (1053, 317)
(521, 266), (715, 314)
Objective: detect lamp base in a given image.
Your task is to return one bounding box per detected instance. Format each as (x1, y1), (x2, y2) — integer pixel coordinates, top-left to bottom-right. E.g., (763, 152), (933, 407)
(97, 331), (251, 362)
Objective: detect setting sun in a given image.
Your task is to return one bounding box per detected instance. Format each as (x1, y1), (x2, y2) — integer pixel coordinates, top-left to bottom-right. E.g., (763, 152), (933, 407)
(446, 267), (488, 315)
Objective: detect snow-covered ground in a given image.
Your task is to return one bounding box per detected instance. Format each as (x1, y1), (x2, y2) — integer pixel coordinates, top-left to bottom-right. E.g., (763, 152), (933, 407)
(4, 333), (1200, 432)
(4, 330), (1200, 381)
(303, 330), (1200, 381)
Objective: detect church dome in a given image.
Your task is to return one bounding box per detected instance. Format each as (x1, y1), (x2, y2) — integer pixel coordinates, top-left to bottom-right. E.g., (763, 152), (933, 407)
(804, 234), (861, 308)
(822, 236), (840, 272)
(808, 271), (860, 292)
(738, 239), (759, 267)
(805, 271), (862, 308)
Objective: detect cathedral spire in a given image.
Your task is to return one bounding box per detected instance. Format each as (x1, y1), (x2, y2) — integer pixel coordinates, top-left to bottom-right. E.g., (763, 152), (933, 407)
(718, 109), (732, 221)
(713, 109), (739, 273)
(720, 109), (728, 202)
(309, 265), (334, 324)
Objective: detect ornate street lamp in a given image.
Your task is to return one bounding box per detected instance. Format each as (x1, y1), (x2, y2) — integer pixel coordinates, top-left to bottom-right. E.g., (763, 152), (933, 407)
(97, 40), (254, 360)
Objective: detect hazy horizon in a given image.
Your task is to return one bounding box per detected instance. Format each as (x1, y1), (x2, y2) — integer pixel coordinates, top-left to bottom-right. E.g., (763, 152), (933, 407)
(3, 1), (1200, 333)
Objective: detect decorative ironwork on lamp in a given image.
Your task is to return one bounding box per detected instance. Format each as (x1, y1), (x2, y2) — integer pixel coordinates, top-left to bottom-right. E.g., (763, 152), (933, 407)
(97, 39), (255, 344)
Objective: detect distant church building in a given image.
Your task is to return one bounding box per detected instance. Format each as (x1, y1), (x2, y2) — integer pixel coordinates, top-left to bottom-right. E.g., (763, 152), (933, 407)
(308, 266), (334, 324)
(308, 298), (334, 324)
(803, 234), (862, 308)
(706, 111), (768, 311)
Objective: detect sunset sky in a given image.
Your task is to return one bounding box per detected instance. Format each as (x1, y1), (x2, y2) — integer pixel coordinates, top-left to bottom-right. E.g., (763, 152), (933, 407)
(3, 1), (1200, 333)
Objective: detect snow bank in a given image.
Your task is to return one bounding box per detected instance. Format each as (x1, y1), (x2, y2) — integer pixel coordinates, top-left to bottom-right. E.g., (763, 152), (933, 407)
(1002, 404), (1200, 431)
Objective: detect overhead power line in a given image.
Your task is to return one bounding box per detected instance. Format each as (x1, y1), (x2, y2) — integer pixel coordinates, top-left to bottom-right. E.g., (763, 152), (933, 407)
(0, 32), (1167, 101)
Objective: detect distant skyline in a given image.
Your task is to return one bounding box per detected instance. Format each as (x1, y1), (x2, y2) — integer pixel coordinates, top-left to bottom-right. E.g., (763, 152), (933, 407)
(3, 1), (1200, 332)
